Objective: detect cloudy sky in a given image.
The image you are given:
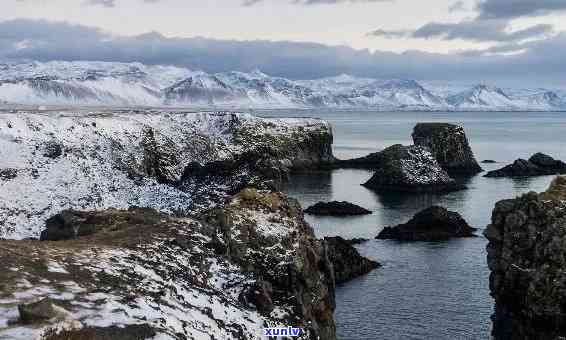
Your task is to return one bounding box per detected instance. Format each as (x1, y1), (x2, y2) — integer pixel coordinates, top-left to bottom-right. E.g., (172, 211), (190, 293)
(2, 0), (566, 86)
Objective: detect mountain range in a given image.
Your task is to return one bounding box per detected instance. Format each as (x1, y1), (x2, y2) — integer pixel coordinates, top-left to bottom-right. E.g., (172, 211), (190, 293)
(0, 61), (565, 111)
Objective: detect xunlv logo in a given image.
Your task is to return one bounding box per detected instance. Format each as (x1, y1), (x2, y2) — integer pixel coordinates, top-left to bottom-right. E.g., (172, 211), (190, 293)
(263, 327), (303, 337)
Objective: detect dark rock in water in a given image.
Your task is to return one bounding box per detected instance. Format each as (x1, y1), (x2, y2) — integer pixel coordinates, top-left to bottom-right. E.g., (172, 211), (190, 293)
(335, 151), (382, 169)
(485, 177), (566, 339)
(362, 144), (465, 193)
(484, 153), (566, 178)
(324, 236), (380, 284)
(376, 206), (476, 241)
(346, 238), (369, 245)
(304, 201), (372, 216)
(482, 159), (497, 164)
(43, 141), (63, 159)
(18, 299), (66, 323)
(412, 123), (483, 175)
(0, 168), (18, 180)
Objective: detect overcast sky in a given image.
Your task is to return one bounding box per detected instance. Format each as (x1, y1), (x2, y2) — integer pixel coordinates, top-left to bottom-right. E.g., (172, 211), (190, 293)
(2, 0), (566, 86)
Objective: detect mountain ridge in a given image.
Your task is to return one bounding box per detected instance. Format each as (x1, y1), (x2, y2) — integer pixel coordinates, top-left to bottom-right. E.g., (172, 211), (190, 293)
(1, 60), (565, 111)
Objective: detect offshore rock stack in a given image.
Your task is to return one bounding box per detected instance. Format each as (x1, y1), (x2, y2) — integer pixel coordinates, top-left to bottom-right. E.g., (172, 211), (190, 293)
(412, 123), (482, 175)
(361, 144), (466, 193)
(485, 176), (566, 339)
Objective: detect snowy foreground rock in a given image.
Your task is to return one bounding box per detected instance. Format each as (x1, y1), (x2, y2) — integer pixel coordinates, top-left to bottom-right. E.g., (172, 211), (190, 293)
(485, 176), (566, 339)
(0, 110), (345, 339)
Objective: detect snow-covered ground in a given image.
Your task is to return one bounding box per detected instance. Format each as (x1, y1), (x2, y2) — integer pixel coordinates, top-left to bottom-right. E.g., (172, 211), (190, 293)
(1, 61), (565, 111)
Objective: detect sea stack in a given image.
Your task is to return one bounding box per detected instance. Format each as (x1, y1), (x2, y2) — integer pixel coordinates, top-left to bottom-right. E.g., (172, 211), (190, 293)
(485, 176), (566, 339)
(412, 123), (482, 175)
(362, 144), (465, 193)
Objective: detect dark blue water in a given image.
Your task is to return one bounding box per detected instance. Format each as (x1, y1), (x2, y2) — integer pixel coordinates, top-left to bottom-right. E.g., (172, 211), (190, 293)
(257, 111), (566, 340)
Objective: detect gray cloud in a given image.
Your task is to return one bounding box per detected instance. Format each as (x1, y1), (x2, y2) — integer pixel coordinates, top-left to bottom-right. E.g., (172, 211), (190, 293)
(370, 19), (554, 43)
(448, 0), (466, 13)
(244, 0), (390, 6)
(1, 19), (566, 86)
(86, 0), (116, 6)
(478, 0), (566, 19)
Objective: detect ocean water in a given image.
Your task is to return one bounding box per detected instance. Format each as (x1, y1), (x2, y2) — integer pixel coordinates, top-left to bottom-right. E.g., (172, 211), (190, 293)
(257, 110), (566, 340)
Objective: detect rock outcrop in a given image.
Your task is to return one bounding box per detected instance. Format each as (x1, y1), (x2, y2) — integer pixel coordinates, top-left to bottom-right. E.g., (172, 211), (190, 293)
(484, 153), (566, 178)
(335, 151), (382, 169)
(304, 201), (372, 216)
(377, 206), (476, 241)
(412, 123), (482, 175)
(1, 190), (338, 340)
(485, 176), (566, 339)
(324, 236), (380, 284)
(0, 110), (342, 339)
(0, 111), (334, 239)
(362, 144), (465, 193)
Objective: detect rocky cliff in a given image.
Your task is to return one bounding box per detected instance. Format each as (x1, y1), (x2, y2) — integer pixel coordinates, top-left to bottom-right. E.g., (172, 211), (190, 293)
(485, 176), (566, 339)
(0, 110), (342, 339)
(412, 123), (482, 175)
(0, 110), (334, 239)
(0, 190), (336, 339)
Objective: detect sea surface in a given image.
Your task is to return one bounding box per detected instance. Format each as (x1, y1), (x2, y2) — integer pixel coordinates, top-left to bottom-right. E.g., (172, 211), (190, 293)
(256, 110), (566, 340)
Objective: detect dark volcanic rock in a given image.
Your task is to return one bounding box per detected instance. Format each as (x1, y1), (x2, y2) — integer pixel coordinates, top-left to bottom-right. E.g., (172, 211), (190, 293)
(0, 168), (18, 180)
(484, 153), (566, 178)
(482, 159), (497, 164)
(304, 201), (372, 216)
(18, 299), (66, 324)
(485, 177), (566, 339)
(335, 151), (382, 169)
(377, 206), (476, 241)
(362, 144), (465, 193)
(412, 123), (482, 175)
(324, 236), (380, 284)
(239, 280), (274, 315)
(43, 141), (63, 159)
(346, 238), (369, 245)
(40, 207), (161, 241)
(43, 325), (156, 340)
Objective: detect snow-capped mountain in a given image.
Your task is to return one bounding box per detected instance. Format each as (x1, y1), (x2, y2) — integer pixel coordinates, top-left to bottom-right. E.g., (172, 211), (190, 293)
(447, 85), (516, 109)
(0, 60), (565, 110)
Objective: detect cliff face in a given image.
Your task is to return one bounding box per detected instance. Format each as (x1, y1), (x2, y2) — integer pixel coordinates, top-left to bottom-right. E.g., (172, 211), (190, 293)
(0, 190), (336, 339)
(0, 110), (340, 339)
(0, 110), (334, 239)
(412, 123), (482, 175)
(485, 176), (566, 339)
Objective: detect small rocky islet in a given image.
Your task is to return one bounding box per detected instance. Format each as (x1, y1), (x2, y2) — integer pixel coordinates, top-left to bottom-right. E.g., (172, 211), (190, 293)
(304, 201), (372, 216)
(485, 152), (566, 177)
(339, 122), (482, 193)
(376, 206), (476, 241)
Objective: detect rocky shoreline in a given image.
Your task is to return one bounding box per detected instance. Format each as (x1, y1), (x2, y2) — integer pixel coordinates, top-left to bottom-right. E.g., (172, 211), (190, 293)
(0, 110), (381, 340)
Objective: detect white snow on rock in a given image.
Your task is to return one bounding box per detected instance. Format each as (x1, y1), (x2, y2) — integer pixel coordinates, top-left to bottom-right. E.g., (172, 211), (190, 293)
(0, 110), (330, 240)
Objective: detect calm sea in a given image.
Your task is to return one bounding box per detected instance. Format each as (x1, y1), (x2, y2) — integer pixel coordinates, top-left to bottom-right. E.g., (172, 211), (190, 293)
(256, 110), (566, 340)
